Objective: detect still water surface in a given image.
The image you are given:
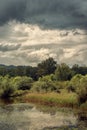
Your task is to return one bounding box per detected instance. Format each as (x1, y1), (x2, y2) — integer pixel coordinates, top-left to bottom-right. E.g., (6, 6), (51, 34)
(0, 100), (86, 130)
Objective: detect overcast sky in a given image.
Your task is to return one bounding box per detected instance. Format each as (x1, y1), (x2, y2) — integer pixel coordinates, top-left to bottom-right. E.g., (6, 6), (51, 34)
(0, 0), (87, 66)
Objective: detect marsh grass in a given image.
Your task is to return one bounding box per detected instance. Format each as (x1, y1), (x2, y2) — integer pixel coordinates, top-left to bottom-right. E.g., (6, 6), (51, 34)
(24, 90), (78, 108)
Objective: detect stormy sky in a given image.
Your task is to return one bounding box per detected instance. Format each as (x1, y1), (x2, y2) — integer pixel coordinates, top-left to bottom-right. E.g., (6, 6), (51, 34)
(0, 0), (87, 66)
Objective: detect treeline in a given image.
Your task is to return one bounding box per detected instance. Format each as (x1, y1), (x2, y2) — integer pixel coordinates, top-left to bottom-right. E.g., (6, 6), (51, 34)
(0, 57), (87, 80)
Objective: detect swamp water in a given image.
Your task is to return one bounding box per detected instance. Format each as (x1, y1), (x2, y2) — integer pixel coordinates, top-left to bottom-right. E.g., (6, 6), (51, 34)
(0, 100), (87, 130)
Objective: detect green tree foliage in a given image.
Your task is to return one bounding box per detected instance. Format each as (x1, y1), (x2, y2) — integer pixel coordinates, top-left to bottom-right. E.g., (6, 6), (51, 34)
(37, 57), (57, 77)
(0, 61), (87, 80)
(72, 64), (87, 75)
(55, 63), (73, 81)
(14, 66), (26, 76)
(25, 66), (38, 80)
(0, 66), (7, 76)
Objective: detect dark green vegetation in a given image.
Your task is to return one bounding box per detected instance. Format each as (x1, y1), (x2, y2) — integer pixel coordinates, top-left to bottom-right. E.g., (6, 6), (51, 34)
(0, 58), (87, 80)
(0, 58), (57, 80)
(0, 58), (87, 109)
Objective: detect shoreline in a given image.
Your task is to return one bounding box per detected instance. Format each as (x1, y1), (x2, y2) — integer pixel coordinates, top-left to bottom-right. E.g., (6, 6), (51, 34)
(0, 91), (87, 112)
(21, 92), (87, 112)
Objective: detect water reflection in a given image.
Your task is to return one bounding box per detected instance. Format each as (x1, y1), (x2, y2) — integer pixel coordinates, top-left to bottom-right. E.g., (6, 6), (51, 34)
(0, 101), (86, 130)
(77, 112), (87, 129)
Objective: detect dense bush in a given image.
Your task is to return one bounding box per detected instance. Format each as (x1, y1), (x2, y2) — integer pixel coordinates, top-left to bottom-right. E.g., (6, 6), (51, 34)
(0, 76), (15, 98)
(77, 75), (87, 104)
(67, 74), (83, 92)
(11, 76), (33, 90)
(31, 81), (48, 92)
(31, 75), (69, 93)
(68, 74), (87, 104)
(31, 75), (57, 92)
(0, 75), (33, 98)
(32, 81), (57, 93)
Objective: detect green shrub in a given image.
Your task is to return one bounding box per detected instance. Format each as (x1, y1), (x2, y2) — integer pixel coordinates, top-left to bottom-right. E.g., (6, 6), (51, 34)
(31, 80), (57, 93)
(77, 75), (87, 104)
(31, 81), (47, 92)
(0, 76), (15, 98)
(66, 81), (75, 92)
(0, 75), (33, 98)
(69, 74), (83, 92)
(12, 76), (33, 90)
(1, 86), (14, 98)
(70, 74), (87, 104)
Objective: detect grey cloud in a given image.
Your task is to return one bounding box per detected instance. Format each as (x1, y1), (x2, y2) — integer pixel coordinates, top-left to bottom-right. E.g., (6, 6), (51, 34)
(0, 21), (29, 43)
(0, 41), (87, 65)
(0, 0), (26, 24)
(60, 32), (69, 37)
(10, 49), (49, 66)
(0, 0), (87, 29)
(14, 31), (29, 38)
(0, 43), (21, 52)
(20, 41), (87, 65)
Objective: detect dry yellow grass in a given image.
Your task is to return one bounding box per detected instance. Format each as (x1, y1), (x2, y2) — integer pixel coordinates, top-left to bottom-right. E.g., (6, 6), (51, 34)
(23, 90), (78, 108)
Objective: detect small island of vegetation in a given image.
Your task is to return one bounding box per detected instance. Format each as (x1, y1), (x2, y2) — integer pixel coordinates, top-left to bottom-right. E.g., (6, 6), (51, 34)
(0, 58), (87, 111)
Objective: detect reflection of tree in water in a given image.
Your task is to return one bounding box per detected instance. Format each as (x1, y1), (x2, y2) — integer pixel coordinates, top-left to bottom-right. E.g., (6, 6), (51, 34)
(43, 112), (87, 130)
(0, 123), (16, 130)
(0, 98), (14, 105)
(0, 102), (87, 130)
(0, 122), (31, 130)
(77, 112), (87, 128)
(1, 101), (34, 113)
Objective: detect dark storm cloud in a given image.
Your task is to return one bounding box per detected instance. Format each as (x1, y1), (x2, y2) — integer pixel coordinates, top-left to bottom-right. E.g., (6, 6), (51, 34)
(0, 0), (87, 29)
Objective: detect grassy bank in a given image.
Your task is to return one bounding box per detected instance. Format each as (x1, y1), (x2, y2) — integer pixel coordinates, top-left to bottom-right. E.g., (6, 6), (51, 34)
(0, 89), (87, 111)
(22, 90), (78, 108)
(22, 91), (87, 112)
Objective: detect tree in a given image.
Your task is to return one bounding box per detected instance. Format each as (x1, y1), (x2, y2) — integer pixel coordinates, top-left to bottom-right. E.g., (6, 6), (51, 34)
(37, 57), (57, 78)
(25, 66), (38, 80)
(72, 64), (87, 75)
(55, 63), (72, 81)
(15, 66), (26, 76)
(72, 64), (79, 74)
(0, 66), (7, 76)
